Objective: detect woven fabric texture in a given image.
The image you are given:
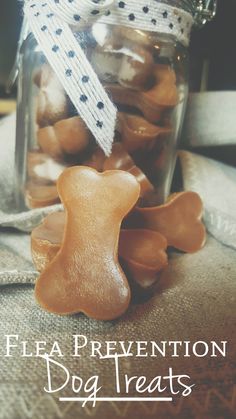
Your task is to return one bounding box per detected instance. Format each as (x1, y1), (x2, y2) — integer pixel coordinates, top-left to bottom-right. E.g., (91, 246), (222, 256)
(0, 99), (235, 419)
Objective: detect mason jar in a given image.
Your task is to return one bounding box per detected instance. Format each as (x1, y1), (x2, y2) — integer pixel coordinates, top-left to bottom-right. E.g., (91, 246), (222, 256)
(14, 0), (217, 210)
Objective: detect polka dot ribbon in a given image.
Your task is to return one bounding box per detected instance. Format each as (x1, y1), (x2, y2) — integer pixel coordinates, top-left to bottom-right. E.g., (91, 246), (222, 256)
(24, 0), (193, 155)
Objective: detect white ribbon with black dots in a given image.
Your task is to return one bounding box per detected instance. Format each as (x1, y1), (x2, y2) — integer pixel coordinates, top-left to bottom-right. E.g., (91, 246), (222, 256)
(24, 0), (193, 155)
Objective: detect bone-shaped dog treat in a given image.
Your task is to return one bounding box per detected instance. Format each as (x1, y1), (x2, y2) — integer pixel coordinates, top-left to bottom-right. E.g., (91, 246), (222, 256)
(37, 116), (90, 159)
(103, 143), (154, 198)
(118, 113), (171, 152)
(105, 83), (160, 122)
(91, 45), (153, 90)
(25, 183), (60, 209)
(136, 192), (206, 253)
(147, 65), (178, 108)
(105, 64), (178, 123)
(31, 214), (167, 290)
(117, 45), (154, 90)
(35, 65), (68, 127)
(34, 167), (140, 319)
(119, 229), (168, 288)
(54, 116), (91, 155)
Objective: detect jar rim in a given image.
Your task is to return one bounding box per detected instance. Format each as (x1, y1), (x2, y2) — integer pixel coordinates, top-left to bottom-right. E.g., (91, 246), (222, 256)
(156, 0), (217, 25)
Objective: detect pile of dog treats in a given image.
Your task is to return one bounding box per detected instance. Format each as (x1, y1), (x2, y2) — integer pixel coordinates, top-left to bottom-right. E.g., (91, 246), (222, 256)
(26, 28), (183, 208)
(31, 167), (206, 321)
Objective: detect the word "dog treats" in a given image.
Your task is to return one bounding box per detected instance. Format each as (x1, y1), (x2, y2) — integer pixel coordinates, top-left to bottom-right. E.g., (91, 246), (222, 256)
(34, 167), (140, 320)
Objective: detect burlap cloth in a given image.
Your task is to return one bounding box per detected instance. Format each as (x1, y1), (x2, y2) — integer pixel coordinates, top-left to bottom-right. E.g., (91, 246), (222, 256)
(0, 93), (236, 419)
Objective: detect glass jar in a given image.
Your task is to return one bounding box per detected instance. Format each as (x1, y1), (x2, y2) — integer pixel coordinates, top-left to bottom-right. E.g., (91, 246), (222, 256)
(14, 0), (217, 210)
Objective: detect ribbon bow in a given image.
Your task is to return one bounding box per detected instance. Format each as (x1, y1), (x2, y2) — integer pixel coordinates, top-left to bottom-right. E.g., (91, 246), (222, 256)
(24, 0), (194, 155)
(24, 0), (117, 155)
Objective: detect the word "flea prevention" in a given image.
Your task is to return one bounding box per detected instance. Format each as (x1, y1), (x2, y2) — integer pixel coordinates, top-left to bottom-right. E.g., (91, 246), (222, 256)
(1, 335), (227, 358)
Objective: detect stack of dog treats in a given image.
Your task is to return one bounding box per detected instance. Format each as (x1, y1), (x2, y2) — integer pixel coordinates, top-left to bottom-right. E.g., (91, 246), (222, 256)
(31, 168), (206, 320)
(27, 28), (180, 209)
(28, 28), (206, 319)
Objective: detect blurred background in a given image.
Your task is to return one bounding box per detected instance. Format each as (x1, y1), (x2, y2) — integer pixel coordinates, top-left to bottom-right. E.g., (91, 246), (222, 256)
(189, 0), (236, 91)
(0, 0), (235, 112)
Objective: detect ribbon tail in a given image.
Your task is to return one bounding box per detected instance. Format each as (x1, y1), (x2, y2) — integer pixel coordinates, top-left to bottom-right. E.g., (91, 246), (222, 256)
(25, 1), (117, 156)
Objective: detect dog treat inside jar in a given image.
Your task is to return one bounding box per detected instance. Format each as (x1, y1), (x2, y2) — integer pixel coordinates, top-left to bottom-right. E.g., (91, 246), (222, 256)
(14, 0), (217, 210)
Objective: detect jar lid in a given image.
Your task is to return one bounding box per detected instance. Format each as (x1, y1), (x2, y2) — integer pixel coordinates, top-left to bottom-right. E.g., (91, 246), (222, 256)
(193, 0), (217, 26)
(159, 1), (217, 25)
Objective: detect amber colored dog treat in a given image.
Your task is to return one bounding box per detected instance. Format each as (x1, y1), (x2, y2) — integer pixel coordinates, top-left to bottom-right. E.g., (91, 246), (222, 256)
(34, 167), (140, 320)
(118, 46), (154, 90)
(54, 116), (91, 155)
(147, 65), (178, 110)
(37, 116), (90, 159)
(105, 83), (161, 122)
(137, 191), (206, 253)
(119, 229), (168, 288)
(36, 66), (68, 127)
(103, 143), (154, 197)
(91, 44), (153, 90)
(25, 183), (60, 209)
(27, 151), (67, 183)
(118, 113), (171, 152)
(31, 215), (167, 289)
(37, 126), (63, 160)
(106, 64), (178, 123)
